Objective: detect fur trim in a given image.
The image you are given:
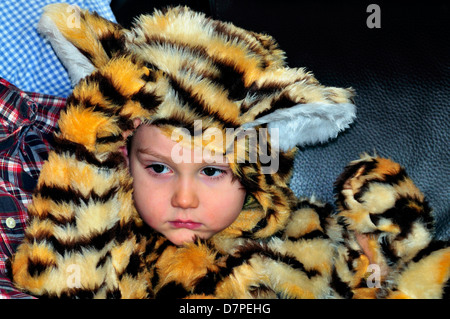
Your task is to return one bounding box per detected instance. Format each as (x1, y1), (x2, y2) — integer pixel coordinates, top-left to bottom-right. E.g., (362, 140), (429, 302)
(244, 102), (356, 150)
(37, 12), (95, 85)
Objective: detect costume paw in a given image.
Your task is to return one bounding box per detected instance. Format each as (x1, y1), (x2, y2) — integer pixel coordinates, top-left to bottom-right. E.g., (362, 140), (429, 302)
(334, 155), (435, 265)
(335, 155), (433, 234)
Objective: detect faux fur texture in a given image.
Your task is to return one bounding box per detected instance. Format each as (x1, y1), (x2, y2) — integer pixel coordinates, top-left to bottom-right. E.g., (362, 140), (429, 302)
(8, 4), (449, 299)
(37, 13), (95, 86)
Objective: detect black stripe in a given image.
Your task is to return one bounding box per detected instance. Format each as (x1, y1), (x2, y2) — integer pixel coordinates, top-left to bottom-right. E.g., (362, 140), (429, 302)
(346, 249), (362, 272)
(295, 200), (334, 227)
(68, 90), (127, 123)
(247, 81), (282, 97)
(370, 197), (433, 238)
(264, 173), (274, 185)
(212, 61), (248, 101)
(330, 269), (354, 298)
(249, 212), (269, 234)
(106, 289), (122, 299)
(154, 239), (174, 259)
(380, 238), (401, 265)
(277, 151), (295, 180)
(155, 281), (189, 299)
(96, 134), (122, 145)
(38, 184), (119, 206)
(48, 211), (76, 227)
(253, 92), (296, 120)
(32, 222), (120, 255)
(93, 73), (127, 107)
(168, 75), (239, 128)
(27, 257), (57, 277)
(209, 19), (281, 71)
(131, 87), (162, 111)
(239, 163), (264, 194)
(96, 251), (111, 269)
(99, 31), (125, 59)
(334, 159), (378, 209)
(193, 269), (219, 295)
(354, 168), (408, 203)
(122, 252), (143, 278)
(289, 230), (328, 242)
(443, 277), (450, 299)
(114, 220), (135, 245)
(66, 102), (131, 146)
(66, 94), (133, 134)
(53, 136), (125, 169)
(412, 241), (449, 263)
(382, 168), (408, 185)
(144, 34), (250, 101)
(227, 243), (320, 279)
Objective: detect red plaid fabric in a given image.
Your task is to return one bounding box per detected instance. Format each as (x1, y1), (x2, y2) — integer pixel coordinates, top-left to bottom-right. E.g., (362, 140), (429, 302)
(0, 78), (65, 298)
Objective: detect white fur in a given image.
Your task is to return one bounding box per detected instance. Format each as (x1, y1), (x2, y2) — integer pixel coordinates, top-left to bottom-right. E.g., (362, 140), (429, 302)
(242, 102), (356, 151)
(37, 15), (95, 86)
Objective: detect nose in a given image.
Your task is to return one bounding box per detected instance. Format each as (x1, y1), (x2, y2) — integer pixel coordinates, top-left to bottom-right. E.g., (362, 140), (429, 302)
(171, 176), (199, 209)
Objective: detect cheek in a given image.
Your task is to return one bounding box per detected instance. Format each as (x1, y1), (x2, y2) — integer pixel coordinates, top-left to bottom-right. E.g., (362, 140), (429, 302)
(203, 185), (246, 228)
(131, 169), (167, 225)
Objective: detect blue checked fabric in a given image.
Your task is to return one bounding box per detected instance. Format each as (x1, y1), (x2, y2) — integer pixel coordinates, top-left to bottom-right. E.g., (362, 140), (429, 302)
(0, 0), (116, 98)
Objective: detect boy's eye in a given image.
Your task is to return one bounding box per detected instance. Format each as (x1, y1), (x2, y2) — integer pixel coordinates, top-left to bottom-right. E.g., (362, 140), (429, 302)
(202, 167), (225, 177)
(147, 164), (170, 174)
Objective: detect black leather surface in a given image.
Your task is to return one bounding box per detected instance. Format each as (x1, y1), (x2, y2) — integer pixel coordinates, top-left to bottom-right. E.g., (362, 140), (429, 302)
(111, 0), (449, 240)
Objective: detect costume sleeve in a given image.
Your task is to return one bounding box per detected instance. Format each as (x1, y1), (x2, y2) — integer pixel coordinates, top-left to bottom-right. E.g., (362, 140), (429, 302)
(9, 139), (146, 298)
(0, 78), (62, 298)
(7, 76), (148, 298)
(332, 155), (450, 299)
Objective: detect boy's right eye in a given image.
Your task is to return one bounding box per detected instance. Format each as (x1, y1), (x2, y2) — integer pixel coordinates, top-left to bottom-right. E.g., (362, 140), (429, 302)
(146, 164), (171, 174)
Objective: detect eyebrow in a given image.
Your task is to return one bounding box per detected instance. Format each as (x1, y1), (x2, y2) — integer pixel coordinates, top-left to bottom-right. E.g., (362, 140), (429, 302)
(137, 148), (175, 164)
(137, 147), (230, 167)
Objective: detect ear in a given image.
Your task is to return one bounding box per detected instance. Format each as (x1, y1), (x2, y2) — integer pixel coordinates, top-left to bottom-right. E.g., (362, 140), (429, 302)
(37, 3), (125, 85)
(119, 118), (142, 166)
(240, 69), (356, 151)
(37, 11), (95, 86)
(243, 100), (356, 151)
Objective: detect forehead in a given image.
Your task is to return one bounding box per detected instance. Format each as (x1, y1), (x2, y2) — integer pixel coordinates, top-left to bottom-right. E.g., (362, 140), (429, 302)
(132, 124), (229, 165)
(133, 124), (174, 147)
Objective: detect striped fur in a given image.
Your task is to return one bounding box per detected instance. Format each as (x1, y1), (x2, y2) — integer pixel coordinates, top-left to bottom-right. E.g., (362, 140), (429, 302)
(334, 155), (450, 298)
(8, 4), (449, 298)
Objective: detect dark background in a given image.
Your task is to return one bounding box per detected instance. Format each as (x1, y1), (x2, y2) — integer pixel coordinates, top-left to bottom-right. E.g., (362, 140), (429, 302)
(110, 0), (450, 240)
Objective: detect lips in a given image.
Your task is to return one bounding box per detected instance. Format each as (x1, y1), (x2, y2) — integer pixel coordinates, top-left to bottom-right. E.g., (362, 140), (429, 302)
(169, 220), (202, 230)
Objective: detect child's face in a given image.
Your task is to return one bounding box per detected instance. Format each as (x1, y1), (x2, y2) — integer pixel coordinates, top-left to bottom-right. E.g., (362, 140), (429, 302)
(124, 124), (246, 246)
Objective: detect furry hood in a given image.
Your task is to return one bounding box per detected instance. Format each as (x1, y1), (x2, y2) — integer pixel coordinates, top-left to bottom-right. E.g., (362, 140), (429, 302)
(37, 4), (356, 240)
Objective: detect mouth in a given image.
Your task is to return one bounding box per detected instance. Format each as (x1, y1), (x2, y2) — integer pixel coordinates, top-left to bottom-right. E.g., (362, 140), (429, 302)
(169, 220), (202, 230)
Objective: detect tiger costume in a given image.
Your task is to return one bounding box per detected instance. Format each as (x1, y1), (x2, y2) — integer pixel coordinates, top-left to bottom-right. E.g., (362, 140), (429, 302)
(8, 4), (450, 298)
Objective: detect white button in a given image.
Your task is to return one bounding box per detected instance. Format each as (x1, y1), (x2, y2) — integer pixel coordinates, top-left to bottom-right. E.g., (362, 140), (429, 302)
(6, 217), (16, 229)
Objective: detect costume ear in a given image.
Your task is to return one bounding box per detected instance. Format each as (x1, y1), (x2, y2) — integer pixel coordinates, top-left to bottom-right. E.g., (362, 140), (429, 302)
(37, 3), (125, 85)
(241, 68), (356, 151)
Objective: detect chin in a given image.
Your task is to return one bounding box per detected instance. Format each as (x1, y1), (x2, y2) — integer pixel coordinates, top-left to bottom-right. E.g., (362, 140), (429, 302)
(167, 230), (212, 246)
(167, 232), (197, 246)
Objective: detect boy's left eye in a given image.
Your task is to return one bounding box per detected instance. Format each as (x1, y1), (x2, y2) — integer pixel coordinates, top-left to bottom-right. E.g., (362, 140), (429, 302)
(201, 167), (225, 177)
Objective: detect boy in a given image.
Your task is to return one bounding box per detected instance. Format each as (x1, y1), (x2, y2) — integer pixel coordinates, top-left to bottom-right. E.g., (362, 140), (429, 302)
(123, 119), (246, 246)
(9, 4), (449, 298)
